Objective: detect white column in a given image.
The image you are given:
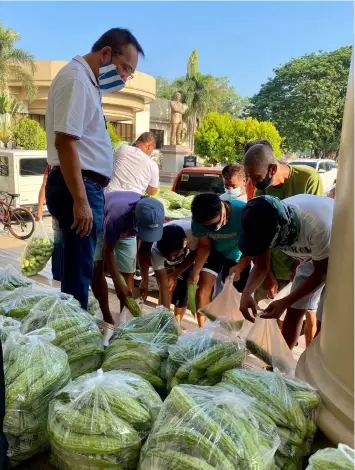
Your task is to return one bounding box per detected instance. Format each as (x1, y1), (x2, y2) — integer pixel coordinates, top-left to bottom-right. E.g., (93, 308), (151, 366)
(133, 105), (150, 141)
(296, 54), (354, 446)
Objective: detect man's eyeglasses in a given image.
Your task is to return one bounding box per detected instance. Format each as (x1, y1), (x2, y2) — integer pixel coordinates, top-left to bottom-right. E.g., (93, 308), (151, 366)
(112, 52), (134, 80)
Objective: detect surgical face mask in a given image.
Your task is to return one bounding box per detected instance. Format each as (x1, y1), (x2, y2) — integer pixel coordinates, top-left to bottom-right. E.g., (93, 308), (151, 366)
(224, 187), (242, 198)
(255, 168), (274, 191)
(98, 61), (126, 93)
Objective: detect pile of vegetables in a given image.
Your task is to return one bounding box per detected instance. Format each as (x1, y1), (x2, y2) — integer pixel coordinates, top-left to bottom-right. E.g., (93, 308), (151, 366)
(3, 328), (71, 466)
(21, 236), (54, 276)
(0, 315), (21, 343)
(166, 321), (245, 391)
(102, 308), (180, 394)
(48, 369), (163, 470)
(139, 383), (280, 469)
(0, 266), (32, 291)
(0, 287), (61, 320)
(306, 444), (355, 470)
(157, 191), (194, 219)
(222, 369), (321, 469)
(21, 294), (104, 379)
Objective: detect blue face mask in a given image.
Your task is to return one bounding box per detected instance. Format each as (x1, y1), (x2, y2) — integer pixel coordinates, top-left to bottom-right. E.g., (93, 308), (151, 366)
(224, 187), (242, 198)
(98, 61), (126, 93)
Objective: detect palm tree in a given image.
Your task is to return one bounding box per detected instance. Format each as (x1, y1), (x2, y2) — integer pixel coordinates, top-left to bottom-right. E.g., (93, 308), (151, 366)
(0, 94), (23, 148)
(0, 22), (37, 100)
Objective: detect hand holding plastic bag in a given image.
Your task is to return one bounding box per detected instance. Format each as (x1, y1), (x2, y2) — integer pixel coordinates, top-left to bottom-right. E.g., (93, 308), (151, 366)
(21, 220), (54, 276)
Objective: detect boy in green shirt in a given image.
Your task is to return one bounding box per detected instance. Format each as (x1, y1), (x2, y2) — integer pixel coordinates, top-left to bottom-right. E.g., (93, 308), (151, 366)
(243, 141), (323, 346)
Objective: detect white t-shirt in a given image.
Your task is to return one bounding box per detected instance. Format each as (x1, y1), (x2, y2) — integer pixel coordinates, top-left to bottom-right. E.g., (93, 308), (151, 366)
(278, 194), (334, 262)
(106, 145), (159, 195)
(151, 219), (198, 271)
(46, 56), (113, 178)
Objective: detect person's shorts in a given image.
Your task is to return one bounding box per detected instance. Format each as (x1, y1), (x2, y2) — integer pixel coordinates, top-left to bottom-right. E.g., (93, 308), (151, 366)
(316, 286), (326, 322)
(170, 266), (193, 308)
(94, 233), (137, 274)
(290, 262), (325, 310)
(201, 248), (250, 293)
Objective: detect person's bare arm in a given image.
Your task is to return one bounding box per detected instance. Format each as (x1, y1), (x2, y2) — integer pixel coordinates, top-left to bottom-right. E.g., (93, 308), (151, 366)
(138, 241), (153, 301)
(147, 186), (158, 196)
(168, 251), (197, 292)
(36, 173), (48, 220)
(103, 241), (131, 307)
(189, 237), (212, 284)
(155, 269), (171, 308)
(55, 133), (93, 237)
(262, 258), (328, 319)
(229, 256), (253, 281)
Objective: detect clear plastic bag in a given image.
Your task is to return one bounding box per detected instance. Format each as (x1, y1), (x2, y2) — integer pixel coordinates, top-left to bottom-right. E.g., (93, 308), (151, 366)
(306, 444), (355, 469)
(87, 296), (100, 317)
(245, 314), (296, 375)
(200, 276), (245, 330)
(102, 308), (180, 394)
(166, 320), (245, 391)
(0, 265), (32, 291)
(3, 327), (71, 466)
(48, 368), (163, 470)
(0, 315), (21, 344)
(21, 294), (103, 379)
(21, 219), (54, 276)
(139, 383), (280, 470)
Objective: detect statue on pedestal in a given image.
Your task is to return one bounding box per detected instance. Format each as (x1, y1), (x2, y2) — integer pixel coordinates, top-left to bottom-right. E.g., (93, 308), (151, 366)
(170, 92), (187, 145)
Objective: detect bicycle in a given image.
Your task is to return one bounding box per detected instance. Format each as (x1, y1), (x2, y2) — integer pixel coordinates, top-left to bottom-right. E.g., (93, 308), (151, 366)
(0, 192), (35, 240)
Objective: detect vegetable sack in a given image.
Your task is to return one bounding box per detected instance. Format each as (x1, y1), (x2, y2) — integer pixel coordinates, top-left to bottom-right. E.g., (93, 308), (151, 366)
(102, 308), (180, 394)
(0, 315), (21, 344)
(166, 320), (245, 391)
(0, 266), (32, 291)
(3, 328), (71, 466)
(21, 220), (54, 276)
(306, 444), (355, 470)
(49, 369), (163, 470)
(139, 384), (280, 470)
(21, 294), (103, 379)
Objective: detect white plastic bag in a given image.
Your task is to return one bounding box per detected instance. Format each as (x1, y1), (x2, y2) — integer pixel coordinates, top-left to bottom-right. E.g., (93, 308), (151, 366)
(21, 220), (54, 276)
(306, 443), (355, 469)
(246, 314), (296, 375)
(200, 276), (245, 329)
(258, 282), (292, 321)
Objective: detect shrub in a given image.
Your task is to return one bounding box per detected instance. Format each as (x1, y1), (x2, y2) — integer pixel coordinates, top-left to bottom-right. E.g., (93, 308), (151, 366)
(13, 118), (46, 150)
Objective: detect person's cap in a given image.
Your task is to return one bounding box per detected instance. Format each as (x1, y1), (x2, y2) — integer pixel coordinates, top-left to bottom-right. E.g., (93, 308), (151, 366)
(135, 198), (165, 242)
(238, 197), (278, 256)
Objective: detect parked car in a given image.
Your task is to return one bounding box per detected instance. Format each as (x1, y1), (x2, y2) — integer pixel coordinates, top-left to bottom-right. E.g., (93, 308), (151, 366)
(171, 167), (225, 196)
(289, 159), (337, 194)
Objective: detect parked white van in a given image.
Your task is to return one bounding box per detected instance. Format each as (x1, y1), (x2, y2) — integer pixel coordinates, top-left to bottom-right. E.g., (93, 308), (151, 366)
(289, 158), (337, 194)
(0, 150), (47, 210)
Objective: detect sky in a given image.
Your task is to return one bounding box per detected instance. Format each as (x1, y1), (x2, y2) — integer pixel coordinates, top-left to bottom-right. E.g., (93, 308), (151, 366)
(1, 1), (353, 97)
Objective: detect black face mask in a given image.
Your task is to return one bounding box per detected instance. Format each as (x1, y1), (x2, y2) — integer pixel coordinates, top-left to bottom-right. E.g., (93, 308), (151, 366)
(255, 168), (274, 191)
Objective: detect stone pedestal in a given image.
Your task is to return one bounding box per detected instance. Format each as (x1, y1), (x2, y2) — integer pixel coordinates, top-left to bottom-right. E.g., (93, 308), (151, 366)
(161, 145), (191, 174)
(296, 54), (354, 446)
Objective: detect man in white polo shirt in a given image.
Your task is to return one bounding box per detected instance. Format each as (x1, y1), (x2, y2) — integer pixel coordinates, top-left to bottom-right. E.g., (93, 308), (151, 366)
(45, 28), (144, 310)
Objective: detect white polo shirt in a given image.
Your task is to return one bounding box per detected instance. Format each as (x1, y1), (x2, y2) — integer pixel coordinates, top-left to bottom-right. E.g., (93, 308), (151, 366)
(46, 56), (113, 178)
(106, 144), (159, 195)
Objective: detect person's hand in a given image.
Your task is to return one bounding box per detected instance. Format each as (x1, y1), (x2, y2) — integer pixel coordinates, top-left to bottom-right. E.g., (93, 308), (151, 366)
(35, 212), (42, 222)
(260, 298), (288, 320)
(188, 270), (199, 286)
(229, 265), (241, 282)
(139, 279), (149, 301)
(168, 273), (178, 292)
(117, 284), (133, 308)
(240, 292), (257, 323)
(262, 273), (278, 299)
(71, 198), (93, 237)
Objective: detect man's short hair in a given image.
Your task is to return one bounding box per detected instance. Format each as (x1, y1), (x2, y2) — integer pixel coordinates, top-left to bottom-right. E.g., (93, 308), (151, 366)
(92, 28), (145, 57)
(244, 139), (273, 153)
(135, 132), (156, 145)
(243, 143), (276, 170)
(222, 164), (245, 180)
(191, 193), (222, 225)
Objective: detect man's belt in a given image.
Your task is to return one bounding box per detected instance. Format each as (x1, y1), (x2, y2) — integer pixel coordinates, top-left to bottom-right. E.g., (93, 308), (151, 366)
(52, 166), (110, 188)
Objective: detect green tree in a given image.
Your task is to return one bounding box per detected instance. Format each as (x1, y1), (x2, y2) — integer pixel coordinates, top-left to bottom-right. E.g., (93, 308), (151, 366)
(13, 118), (46, 150)
(156, 76), (177, 100)
(0, 94), (23, 147)
(0, 22), (37, 100)
(251, 46), (352, 158)
(107, 121), (122, 149)
(194, 113), (283, 166)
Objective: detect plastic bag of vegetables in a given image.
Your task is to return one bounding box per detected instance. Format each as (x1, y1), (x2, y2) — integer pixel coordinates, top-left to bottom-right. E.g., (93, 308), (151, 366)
(245, 315), (296, 375)
(102, 308), (180, 393)
(0, 265), (32, 291)
(0, 315), (21, 343)
(21, 220), (54, 276)
(163, 190), (184, 209)
(139, 383), (280, 470)
(181, 194), (194, 210)
(3, 327), (71, 466)
(21, 294), (104, 379)
(306, 444), (355, 470)
(166, 320), (245, 391)
(48, 369), (163, 470)
(87, 296), (100, 317)
(200, 276), (245, 329)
